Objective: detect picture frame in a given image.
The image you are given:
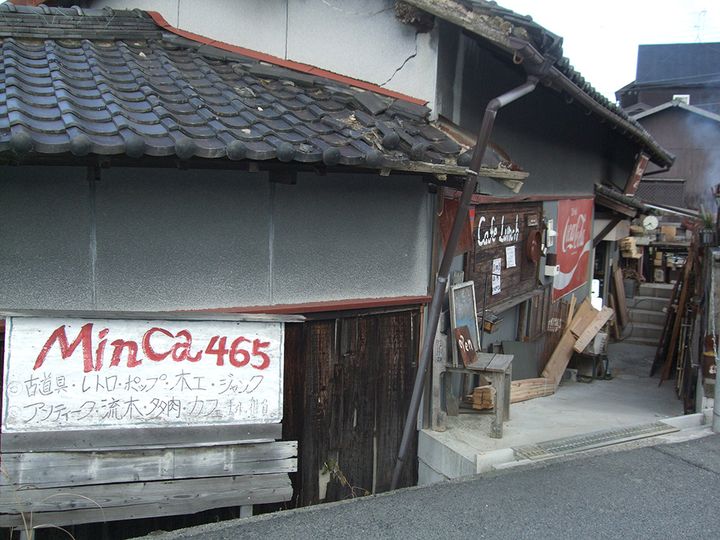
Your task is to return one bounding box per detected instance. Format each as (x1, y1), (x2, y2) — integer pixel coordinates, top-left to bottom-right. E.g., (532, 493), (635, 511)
(449, 281), (480, 367)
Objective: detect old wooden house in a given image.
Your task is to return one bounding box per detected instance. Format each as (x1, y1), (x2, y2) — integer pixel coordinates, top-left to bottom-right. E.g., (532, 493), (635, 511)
(617, 42), (720, 210)
(0, 3), (482, 534)
(0, 0), (679, 537)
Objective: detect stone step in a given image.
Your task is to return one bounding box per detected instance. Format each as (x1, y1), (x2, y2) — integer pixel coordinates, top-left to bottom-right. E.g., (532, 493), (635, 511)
(627, 321), (664, 340)
(621, 336), (660, 347)
(628, 308), (667, 326)
(638, 282), (675, 299)
(626, 295), (669, 311)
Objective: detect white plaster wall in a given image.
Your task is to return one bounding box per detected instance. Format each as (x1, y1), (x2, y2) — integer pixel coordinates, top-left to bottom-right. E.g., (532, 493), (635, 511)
(0, 167), (432, 312)
(285, 0), (438, 108)
(93, 0), (439, 109)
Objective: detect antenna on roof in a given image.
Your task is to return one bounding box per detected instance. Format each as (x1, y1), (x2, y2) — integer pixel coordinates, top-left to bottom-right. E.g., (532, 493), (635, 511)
(694, 9), (707, 41)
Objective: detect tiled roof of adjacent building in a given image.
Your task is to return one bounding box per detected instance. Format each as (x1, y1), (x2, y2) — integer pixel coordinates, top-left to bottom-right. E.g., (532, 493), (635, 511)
(635, 42), (720, 86)
(0, 4), (472, 175)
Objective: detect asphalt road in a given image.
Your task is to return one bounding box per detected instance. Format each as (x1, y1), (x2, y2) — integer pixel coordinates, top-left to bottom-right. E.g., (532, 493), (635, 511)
(136, 434), (720, 540)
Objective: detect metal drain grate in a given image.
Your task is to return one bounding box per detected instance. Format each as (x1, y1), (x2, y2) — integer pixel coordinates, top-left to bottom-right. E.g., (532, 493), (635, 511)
(512, 421), (678, 460)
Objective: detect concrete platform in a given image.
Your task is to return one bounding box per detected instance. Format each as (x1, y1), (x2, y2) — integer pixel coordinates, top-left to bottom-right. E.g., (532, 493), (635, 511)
(419, 342), (687, 484)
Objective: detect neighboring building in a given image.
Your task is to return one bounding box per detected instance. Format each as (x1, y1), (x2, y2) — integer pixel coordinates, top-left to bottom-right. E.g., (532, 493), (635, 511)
(617, 42), (720, 211)
(634, 103), (720, 210)
(0, 0), (674, 535)
(616, 42), (720, 116)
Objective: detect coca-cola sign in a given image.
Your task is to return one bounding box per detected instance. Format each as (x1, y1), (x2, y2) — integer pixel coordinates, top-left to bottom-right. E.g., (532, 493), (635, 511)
(553, 199), (593, 301)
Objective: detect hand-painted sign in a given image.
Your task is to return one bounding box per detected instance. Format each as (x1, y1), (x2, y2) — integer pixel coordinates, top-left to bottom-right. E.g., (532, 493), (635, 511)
(453, 326), (477, 367)
(466, 203), (543, 308)
(2, 317), (284, 432)
(553, 198), (594, 301)
(624, 152), (650, 196)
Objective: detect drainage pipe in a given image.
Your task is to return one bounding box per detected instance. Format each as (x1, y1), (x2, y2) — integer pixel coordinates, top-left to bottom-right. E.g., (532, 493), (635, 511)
(390, 76), (539, 490)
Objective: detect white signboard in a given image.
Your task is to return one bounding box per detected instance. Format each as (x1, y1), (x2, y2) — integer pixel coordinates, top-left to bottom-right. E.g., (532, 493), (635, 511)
(2, 317), (284, 432)
(505, 245), (516, 268)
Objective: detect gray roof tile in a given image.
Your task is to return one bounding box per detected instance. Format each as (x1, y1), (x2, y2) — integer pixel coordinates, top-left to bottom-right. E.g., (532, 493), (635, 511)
(0, 6), (465, 172)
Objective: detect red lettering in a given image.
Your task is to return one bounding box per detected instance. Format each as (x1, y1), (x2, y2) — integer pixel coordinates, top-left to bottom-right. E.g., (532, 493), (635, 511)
(229, 336), (250, 367)
(171, 330), (202, 362)
(34, 323), (96, 373)
(142, 327), (173, 362)
(251, 339), (271, 370)
(95, 328), (109, 371)
(109, 339), (141, 368)
(205, 335), (229, 366)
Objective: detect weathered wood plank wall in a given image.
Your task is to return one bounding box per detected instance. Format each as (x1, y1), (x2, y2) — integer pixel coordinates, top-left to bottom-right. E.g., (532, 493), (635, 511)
(1, 442), (297, 488)
(283, 309), (420, 507)
(0, 473), (292, 528)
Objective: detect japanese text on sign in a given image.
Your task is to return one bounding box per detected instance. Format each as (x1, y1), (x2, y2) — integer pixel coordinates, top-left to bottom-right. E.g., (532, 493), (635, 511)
(2, 317), (284, 432)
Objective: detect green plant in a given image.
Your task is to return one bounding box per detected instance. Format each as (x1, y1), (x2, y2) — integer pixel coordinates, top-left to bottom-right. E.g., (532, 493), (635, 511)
(321, 460), (370, 499)
(699, 205), (714, 228)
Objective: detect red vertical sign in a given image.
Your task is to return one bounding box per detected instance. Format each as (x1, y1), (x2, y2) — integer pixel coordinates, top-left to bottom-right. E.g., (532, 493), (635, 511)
(553, 198), (593, 301)
(624, 153), (650, 196)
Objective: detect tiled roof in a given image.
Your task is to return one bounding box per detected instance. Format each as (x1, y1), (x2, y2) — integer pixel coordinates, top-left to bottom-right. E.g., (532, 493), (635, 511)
(0, 4), (465, 174)
(636, 42), (720, 86)
(404, 0), (675, 167)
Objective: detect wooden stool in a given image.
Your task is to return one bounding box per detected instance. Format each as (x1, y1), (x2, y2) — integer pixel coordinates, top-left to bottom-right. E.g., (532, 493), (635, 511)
(435, 353), (513, 438)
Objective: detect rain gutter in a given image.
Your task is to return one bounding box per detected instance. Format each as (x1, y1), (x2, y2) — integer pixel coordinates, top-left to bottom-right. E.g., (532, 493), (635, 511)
(506, 36), (675, 168)
(390, 74), (542, 490)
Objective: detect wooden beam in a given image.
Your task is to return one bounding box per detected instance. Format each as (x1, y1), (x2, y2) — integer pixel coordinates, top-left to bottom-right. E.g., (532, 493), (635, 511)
(593, 217), (622, 248)
(510, 378), (555, 403)
(0, 474), (292, 528)
(542, 300), (594, 386)
(1, 424), (283, 453)
(573, 307), (614, 353)
(612, 266), (630, 329)
(386, 159), (529, 180)
(594, 193), (638, 218)
(1, 442), (297, 489)
(660, 249), (696, 383)
(0, 310), (303, 323)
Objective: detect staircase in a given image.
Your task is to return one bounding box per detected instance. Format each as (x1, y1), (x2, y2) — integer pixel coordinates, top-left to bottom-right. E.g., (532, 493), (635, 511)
(623, 283), (674, 347)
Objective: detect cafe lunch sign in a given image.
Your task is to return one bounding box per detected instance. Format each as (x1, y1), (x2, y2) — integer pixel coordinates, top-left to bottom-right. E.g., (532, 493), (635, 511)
(2, 317), (284, 432)
(553, 198), (593, 301)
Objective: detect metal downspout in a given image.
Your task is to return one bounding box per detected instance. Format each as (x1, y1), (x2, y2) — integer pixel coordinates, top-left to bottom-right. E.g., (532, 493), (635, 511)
(390, 76), (540, 490)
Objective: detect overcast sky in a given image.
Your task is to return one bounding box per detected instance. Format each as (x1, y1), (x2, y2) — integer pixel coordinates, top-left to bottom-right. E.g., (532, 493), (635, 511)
(498, 0), (720, 102)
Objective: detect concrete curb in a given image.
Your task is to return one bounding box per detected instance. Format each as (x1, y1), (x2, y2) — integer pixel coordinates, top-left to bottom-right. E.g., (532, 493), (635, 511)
(476, 409), (713, 474)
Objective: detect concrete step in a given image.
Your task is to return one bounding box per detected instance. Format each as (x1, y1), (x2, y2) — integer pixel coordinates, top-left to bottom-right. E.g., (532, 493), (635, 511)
(638, 282), (675, 299)
(629, 308), (667, 326)
(626, 295), (669, 311)
(627, 321), (664, 340)
(622, 336), (660, 347)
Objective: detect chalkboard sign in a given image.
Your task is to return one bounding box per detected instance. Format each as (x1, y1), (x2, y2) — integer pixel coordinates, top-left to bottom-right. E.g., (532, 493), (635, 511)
(449, 281), (480, 367)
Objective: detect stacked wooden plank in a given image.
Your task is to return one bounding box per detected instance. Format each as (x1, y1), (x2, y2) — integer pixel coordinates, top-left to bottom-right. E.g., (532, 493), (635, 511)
(541, 298), (615, 388)
(620, 237), (641, 258)
(469, 385), (495, 410)
(510, 377), (555, 403)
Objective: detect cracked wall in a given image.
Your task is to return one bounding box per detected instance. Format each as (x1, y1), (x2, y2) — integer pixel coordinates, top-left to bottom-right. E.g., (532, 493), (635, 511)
(93, 0), (439, 110)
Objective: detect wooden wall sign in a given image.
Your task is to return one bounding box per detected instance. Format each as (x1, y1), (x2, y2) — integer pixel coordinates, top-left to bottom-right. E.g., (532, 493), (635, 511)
(465, 203), (543, 309)
(454, 326), (477, 367)
(0, 315), (296, 528)
(553, 198), (593, 301)
(624, 152), (650, 196)
(2, 316), (284, 434)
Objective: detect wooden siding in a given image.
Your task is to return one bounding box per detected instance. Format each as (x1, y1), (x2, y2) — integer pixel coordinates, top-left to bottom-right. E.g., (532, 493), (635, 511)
(283, 309), (420, 506)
